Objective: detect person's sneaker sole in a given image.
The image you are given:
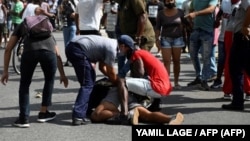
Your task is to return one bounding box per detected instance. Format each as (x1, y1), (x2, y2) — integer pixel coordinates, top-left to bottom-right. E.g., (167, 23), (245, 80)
(35, 92), (42, 98)
(72, 118), (91, 126)
(223, 94), (232, 100)
(37, 116), (56, 123)
(131, 108), (139, 125)
(169, 112), (184, 125)
(13, 118), (30, 128)
(13, 123), (30, 128)
(210, 84), (222, 89)
(72, 119), (84, 126)
(37, 111), (56, 123)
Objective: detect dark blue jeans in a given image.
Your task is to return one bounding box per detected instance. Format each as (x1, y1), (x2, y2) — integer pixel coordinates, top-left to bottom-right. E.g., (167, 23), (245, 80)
(65, 42), (96, 119)
(19, 50), (57, 119)
(117, 53), (130, 78)
(229, 32), (250, 106)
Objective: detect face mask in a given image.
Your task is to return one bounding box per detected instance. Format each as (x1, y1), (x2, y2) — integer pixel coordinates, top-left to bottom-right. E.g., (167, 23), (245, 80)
(164, 3), (175, 9)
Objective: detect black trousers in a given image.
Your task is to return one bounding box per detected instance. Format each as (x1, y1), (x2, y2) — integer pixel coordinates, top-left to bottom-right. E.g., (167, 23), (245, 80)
(229, 32), (250, 106)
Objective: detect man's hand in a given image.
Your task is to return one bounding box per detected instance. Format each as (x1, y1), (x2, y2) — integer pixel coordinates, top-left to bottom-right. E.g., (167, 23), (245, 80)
(241, 26), (250, 40)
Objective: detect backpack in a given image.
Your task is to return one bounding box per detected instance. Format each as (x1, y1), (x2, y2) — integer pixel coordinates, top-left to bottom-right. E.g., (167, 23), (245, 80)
(23, 15), (53, 39)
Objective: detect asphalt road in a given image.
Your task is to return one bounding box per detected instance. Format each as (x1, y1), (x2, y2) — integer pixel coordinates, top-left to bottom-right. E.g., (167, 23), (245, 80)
(0, 30), (250, 141)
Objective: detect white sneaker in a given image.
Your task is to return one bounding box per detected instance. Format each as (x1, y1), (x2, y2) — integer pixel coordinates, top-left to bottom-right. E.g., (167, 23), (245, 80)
(35, 92), (42, 98)
(223, 94), (232, 100)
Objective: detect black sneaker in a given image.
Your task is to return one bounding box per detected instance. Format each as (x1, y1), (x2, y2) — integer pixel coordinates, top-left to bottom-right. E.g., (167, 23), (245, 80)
(187, 77), (201, 87)
(210, 79), (222, 89)
(13, 118), (30, 128)
(133, 95), (153, 108)
(72, 118), (91, 126)
(37, 111), (56, 123)
(147, 98), (161, 112)
(200, 80), (210, 91)
(222, 103), (244, 111)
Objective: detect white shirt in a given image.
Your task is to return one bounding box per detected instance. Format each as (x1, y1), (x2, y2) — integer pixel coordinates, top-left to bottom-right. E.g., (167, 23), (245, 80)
(75, 0), (103, 30)
(22, 3), (39, 20)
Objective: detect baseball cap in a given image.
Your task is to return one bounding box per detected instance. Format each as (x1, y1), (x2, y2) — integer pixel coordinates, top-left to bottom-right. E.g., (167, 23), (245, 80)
(117, 35), (135, 50)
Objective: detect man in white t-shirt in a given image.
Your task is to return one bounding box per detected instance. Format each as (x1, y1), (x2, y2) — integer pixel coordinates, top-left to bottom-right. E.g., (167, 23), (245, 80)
(75, 0), (108, 35)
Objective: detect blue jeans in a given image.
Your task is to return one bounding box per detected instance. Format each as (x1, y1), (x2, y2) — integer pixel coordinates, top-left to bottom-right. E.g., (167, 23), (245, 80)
(189, 29), (214, 81)
(117, 53), (130, 78)
(19, 50), (57, 119)
(229, 32), (250, 106)
(62, 25), (76, 47)
(210, 45), (217, 77)
(217, 41), (225, 77)
(65, 42), (96, 119)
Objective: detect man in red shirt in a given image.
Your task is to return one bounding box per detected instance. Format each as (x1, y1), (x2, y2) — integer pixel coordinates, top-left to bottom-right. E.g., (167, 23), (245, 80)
(117, 35), (173, 122)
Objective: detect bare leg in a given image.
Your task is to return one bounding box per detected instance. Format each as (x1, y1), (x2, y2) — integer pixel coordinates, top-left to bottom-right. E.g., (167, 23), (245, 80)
(132, 107), (184, 125)
(91, 101), (120, 122)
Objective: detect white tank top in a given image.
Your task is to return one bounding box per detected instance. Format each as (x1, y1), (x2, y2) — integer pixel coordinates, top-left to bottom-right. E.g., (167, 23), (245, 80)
(22, 3), (39, 20)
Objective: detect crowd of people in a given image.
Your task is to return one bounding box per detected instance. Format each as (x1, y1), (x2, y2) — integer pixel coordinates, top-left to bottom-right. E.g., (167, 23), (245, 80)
(0, 0), (250, 128)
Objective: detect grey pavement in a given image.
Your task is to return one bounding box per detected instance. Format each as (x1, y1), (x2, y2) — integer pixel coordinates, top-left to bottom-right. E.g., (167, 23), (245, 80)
(0, 30), (250, 141)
